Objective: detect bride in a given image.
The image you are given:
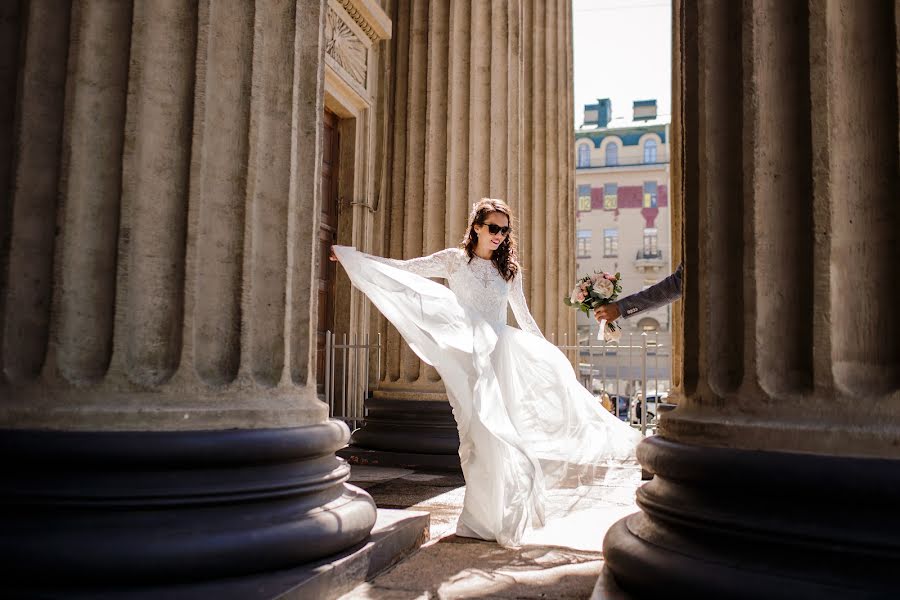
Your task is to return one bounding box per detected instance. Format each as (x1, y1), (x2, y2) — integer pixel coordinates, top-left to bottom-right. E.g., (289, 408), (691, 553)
(331, 198), (640, 548)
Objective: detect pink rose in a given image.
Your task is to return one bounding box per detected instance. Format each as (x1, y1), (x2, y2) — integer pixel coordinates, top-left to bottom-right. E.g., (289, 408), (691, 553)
(569, 286), (582, 304)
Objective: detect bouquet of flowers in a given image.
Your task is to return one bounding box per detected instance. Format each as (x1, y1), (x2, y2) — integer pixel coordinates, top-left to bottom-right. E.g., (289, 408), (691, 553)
(563, 270), (623, 342)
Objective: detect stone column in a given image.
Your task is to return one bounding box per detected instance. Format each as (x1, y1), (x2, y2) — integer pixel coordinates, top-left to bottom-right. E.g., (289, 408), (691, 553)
(349, 0), (576, 464)
(598, 1), (899, 598)
(0, 1), (375, 593)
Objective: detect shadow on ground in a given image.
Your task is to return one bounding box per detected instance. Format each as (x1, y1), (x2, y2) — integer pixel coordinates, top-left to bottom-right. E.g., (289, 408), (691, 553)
(341, 535), (604, 599)
(362, 473), (467, 509)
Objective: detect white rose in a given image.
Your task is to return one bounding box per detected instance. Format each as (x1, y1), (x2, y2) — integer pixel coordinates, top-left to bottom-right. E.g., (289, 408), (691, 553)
(595, 278), (614, 299)
(570, 286), (583, 304)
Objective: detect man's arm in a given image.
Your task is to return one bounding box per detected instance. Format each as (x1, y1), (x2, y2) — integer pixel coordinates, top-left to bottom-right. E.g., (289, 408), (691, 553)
(609, 262), (683, 320)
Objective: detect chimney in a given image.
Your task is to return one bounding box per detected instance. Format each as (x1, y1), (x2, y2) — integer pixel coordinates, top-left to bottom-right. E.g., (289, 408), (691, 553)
(583, 98), (612, 128)
(633, 99), (657, 121)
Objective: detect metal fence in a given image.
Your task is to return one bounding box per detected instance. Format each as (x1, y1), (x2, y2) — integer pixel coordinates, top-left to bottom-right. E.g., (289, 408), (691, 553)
(323, 331), (381, 431)
(324, 324), (669, 436)
(550, 323), (670, 436)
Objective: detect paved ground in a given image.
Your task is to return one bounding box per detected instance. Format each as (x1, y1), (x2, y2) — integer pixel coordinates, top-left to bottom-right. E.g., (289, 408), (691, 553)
(339, 464), (642, 600)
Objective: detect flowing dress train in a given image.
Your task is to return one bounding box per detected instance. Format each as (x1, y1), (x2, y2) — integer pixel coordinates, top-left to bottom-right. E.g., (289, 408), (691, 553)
(333, 246), (641, 548)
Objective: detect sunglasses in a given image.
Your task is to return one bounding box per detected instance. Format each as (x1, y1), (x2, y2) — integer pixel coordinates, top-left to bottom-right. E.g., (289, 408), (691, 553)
(481, 223), (511, 236)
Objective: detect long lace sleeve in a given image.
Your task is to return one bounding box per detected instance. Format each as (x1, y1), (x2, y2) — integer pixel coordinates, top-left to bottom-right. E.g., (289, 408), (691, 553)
(365, 247), (459, 279)
(509, 271), (544, 339)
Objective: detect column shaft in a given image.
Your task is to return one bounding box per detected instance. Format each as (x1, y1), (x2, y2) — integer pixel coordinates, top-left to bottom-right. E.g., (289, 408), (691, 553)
(0, 1), (376, 591)
(2, 2), (70, 383)
(543, 0), (560, 341)
(120, 1), (196, 386)
(423, 0), (449, 384)
(747, 0), (814, 397)
(187, 0), (253, 386)
(697, 0), (743, 397)
(529, 0), (547, 329)
(826, 0), (900, 396)
(56, 1), (131, 384)
(350, 0), (576, 463)
(600, 2), (900, 597)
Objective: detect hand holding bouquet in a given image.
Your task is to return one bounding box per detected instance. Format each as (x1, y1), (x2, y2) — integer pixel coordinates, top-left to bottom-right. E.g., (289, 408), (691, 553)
(563, 271), (623, 342)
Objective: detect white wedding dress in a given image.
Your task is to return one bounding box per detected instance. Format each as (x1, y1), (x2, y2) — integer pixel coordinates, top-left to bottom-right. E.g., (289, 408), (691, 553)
(333, 246), (641, 548)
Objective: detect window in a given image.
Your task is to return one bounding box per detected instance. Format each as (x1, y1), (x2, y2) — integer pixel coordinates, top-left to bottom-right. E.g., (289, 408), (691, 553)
(637, 317), (660, 332)
(643, 139), (658, 163)
(643, 181), (658, 208)
(577, 184), (591, 211)
(577, 229), (592, 257)
(605, 142), (618, 166)
(577, 144), (591, 168)
(603, 183), (618, 210)
(642, 228), (659, 257)
(603, 228), (618, 257)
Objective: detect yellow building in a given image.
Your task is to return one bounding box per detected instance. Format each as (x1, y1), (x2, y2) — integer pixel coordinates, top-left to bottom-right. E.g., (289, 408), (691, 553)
(573, 98), (672, 395)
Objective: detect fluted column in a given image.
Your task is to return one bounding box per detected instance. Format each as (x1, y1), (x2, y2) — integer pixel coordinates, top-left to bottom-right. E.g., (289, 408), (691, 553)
(598, 1), (899, 598)
(350, 0), (575, 462)
(0, 1), (375, 593)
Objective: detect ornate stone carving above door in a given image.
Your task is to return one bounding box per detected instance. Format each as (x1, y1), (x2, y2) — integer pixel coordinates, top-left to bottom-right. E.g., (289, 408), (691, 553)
(326, 7), (367, 87)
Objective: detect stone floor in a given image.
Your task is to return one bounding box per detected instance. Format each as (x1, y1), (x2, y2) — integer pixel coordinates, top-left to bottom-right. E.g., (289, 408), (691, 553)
(339, 464), (642, 600)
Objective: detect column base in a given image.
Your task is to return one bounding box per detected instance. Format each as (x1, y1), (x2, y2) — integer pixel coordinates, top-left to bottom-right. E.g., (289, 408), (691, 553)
(7, 508), (428, 600)
(0, 423), (377, 593)
(339, 446), (462, 471)
(350, 396), (460, 456)
(601, 436), (899, 599)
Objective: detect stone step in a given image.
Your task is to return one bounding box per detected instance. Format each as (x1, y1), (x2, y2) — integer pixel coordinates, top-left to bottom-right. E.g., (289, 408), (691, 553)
(273, 509), (430, 600)
(339, 445), (462, 471)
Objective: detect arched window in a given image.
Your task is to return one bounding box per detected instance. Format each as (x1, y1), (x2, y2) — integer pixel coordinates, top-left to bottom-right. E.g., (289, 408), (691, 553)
(637, 317), (660, 332)
(605, 142), (618, 166)
(577, 143), (591, 168)
(643, 139), (658, 163)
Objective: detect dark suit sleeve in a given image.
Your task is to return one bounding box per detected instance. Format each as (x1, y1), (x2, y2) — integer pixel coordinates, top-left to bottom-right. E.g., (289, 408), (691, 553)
(617, 262), (683, 319)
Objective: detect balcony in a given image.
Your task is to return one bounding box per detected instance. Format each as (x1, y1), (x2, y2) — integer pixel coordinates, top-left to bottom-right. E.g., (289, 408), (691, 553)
(634, 249), (666, 271)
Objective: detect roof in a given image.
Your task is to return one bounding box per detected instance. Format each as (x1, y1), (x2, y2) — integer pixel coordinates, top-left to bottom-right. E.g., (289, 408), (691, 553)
(575, 116), (670, 147)
(577, 114), (670, 131)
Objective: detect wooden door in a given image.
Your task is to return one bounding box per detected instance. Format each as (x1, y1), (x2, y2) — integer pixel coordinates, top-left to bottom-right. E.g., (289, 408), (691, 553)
(317, 110), (340, 392)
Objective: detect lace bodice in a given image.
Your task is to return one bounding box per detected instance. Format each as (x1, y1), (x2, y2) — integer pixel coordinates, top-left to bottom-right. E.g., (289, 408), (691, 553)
(371, 248), (543, 338)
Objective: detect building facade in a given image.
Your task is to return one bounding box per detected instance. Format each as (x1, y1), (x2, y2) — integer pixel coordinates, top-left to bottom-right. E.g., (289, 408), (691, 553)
(573, 99), (672, 397)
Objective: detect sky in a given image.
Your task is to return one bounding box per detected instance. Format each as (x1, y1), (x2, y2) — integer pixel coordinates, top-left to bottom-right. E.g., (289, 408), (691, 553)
(572, 0), (672, 127)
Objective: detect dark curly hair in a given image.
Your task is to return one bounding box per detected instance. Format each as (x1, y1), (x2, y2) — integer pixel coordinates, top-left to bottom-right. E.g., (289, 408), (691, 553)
(459, 198), (519, 282)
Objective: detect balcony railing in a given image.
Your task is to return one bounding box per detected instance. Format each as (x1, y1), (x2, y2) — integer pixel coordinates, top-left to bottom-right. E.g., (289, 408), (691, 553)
(574, 149), (671, 169)
(634, 249), (666, 270)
